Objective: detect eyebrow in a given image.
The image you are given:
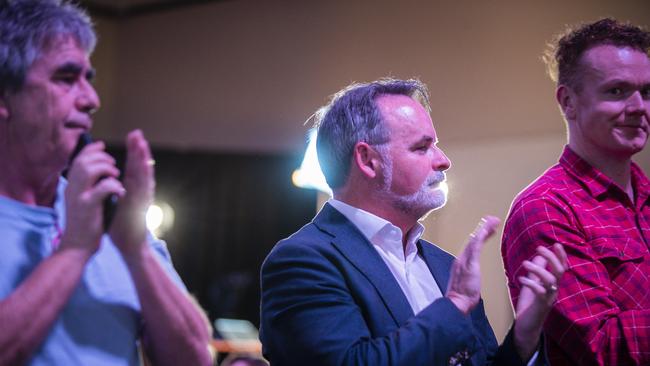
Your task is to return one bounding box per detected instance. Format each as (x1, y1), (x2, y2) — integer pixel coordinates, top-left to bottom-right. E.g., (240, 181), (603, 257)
(411, 136), (435, 146)
(602, 79), (631, 86)
(602, 78), (650, 87)
(54, 62), (96, 81)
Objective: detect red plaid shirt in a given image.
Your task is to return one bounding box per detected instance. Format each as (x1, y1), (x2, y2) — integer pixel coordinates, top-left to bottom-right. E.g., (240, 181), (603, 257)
(502, 146), (650, 366)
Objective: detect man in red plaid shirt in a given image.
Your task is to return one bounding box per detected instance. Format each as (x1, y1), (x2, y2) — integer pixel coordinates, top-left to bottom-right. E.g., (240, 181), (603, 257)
(502, 18), (650, 365)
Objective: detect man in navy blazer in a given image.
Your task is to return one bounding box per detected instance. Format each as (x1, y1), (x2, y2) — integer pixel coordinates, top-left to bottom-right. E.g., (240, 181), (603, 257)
(260, 78), (567, 365)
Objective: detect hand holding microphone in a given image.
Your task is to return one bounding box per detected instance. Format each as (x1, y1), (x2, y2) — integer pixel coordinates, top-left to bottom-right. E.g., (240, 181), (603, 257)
(61, 133), (124, 254)
(69, 132), (119, 231)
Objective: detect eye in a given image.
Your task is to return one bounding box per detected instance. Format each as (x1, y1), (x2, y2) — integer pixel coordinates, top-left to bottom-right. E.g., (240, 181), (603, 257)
(413, 145), (429, 154)
(607, 87), (623, 96)
(54, 72), (80, 86)
(85, 69), (96, 84)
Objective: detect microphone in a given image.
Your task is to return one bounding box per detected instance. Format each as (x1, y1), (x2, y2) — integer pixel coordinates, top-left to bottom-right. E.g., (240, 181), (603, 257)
(69, 132), (118, 231)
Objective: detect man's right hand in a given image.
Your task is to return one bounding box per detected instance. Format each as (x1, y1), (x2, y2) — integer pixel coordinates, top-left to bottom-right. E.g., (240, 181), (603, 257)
(446, 216), (500, 315)
(60, 141), (124, 254)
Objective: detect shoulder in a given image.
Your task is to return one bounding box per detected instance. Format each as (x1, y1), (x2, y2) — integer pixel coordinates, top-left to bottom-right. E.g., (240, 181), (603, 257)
(261, 220), (339, 279)
(508, 164), (576, 217)
(266, 221), (331, 259)
(502, 164), (581, 257)
(514, 164), (566, 200)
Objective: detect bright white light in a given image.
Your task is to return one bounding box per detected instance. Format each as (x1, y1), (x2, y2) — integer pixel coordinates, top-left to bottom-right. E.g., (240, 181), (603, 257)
(292, 129), (332, 195)
(146, 202), (175, 237)
(146, 204), (164, 232)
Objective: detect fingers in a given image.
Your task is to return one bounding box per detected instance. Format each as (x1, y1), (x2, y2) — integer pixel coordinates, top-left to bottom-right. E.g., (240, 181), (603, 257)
(75, 141), (114, 166)
(552, 243), (569, 270)
(88, 177), (125, 204)
(123, 130), (155, 195)
(522, 257), (554, 286)
(464, 215), (500, 262)
(522, 255), (546, 281)
(446, 215), (500, 315)
(68, 141), (120, 188)
(470, 215), (500, 242)
(75, 140), (105, 155)
(520, 243), (569, 298)
(84, 161), (120, 182)
(518, 275), (547, 295)
(531, 254), (547, 268)
(126, 129), (154, 175)
(534, 244), (568, 280)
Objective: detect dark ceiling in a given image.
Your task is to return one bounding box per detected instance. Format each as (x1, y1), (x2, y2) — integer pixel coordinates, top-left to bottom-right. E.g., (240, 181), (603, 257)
(80, 0), (227, 18)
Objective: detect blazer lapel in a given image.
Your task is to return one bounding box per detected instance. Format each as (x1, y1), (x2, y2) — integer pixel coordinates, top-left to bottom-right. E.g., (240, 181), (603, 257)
(418, 240), (452, 293)
(313, 204), (414, 326)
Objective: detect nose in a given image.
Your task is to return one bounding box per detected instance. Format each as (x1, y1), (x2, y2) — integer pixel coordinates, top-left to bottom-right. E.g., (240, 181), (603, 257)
(626, 91), (646, 115)
(76, 79), (100, 114)
(432, 147), (451, 172)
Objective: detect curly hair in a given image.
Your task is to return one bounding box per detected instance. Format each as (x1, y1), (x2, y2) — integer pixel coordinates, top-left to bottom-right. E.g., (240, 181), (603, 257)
(543, 18), (650, 90)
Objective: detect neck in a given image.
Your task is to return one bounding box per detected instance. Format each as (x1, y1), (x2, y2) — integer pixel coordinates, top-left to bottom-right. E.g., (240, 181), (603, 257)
(568, 141), (634, 200)
(335, 189), (418, 248)
(0, 140), (60, 207)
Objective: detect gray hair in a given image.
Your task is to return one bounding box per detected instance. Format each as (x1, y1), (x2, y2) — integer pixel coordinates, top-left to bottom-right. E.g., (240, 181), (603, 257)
(0, 0), (96, 94)
(314, 78), (430, 189)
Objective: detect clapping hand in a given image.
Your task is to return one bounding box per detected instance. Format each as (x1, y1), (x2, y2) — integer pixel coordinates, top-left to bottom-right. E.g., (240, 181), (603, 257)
(108, 130), (155, 258)
(513, 244), (568, 360)
(446, 216), (500, 315)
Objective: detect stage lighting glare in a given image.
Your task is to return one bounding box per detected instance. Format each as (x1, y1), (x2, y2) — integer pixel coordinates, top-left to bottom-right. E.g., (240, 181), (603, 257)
(292, 129), (332, 195)
(146, 204), (164, 232)
(146, 202), (175, 237)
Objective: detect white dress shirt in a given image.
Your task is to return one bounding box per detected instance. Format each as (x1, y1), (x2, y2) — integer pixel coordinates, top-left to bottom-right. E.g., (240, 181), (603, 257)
(329, 199), (539, 365)
(329, 199), (443, 314)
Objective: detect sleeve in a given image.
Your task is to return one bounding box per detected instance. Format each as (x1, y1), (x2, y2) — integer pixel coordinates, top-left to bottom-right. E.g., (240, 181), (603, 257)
(498, 326), (530, 366)
(470, 306), (526, 366)
(146, 232), (187, 291)
(502, 193), (650, 365)
(260, 238), (522, 366)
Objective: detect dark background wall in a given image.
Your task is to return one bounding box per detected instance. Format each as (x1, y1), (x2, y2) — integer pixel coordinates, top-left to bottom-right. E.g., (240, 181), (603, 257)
(108, 146), (316, 326)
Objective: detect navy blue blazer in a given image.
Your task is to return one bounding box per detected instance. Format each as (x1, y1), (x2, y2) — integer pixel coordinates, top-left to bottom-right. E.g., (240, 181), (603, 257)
(260, 203), (524, 365)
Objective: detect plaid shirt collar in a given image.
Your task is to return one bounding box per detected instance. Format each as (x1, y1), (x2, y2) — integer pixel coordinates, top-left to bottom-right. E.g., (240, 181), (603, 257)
(559, 145), (650, 206)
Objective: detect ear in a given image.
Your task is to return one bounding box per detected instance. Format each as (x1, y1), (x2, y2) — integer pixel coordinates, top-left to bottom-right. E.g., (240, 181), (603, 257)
(556, 85), (576, 121)
(352, 142), (381, 179)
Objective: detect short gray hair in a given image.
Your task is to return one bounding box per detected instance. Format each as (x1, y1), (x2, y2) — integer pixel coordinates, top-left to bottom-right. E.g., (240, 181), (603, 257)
(314, 78), (430, 189)
(0, 0), (96, 94)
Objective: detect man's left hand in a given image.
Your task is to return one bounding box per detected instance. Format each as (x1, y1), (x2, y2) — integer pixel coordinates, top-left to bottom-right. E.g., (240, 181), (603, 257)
(514, 243), (568, 361)
(109, 129), (155, 257)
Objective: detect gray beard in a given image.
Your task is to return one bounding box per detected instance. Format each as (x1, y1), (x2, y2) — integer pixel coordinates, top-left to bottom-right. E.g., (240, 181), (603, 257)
(378, 154), (448, 220)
